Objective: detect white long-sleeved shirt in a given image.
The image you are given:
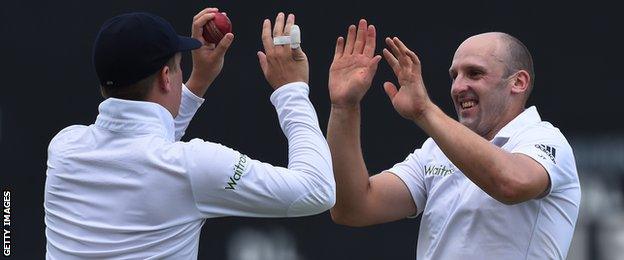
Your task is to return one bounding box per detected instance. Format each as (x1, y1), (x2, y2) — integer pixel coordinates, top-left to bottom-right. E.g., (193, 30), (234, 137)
(44, 82), (335, 259)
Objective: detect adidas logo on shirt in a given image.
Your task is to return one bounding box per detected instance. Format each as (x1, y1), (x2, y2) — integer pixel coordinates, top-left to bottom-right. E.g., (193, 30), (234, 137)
(535, 144), (556, 164)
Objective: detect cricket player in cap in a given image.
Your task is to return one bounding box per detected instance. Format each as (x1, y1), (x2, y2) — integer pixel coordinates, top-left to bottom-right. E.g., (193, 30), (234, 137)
(44, 9), (333, 259)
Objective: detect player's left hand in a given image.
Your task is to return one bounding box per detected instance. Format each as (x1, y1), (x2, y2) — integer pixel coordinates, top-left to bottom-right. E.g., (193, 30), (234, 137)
(187, 7), (235, 93)
(382, 37), (434, 122)
(257, 12), (309, 90)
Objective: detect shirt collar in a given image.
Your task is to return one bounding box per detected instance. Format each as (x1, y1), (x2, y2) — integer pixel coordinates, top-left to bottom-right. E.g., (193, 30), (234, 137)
(491, 106), (541, 145)
(95, 98), (175, 142)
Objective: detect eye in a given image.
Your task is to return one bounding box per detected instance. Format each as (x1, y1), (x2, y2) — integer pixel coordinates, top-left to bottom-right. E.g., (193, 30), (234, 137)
(468, 69), (483, 79)
(449, 72), (457, 81)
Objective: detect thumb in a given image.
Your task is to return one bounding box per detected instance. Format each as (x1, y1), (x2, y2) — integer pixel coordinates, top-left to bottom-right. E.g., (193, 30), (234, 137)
(291, 46), (306, 61)
(214, 33), (234, 56)
(257, 51), (268, 74)
(383, 82), (398, 100)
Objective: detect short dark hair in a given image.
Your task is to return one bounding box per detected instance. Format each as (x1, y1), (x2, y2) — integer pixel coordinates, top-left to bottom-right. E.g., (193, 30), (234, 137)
(499, 33), (535, 98)
(100, 54), (179, 100)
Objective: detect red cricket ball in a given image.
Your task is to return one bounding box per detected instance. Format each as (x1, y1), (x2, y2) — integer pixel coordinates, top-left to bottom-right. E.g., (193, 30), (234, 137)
(202, 12), (232, 44)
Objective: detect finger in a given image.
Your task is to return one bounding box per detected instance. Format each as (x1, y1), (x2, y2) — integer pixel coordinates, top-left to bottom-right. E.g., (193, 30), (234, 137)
(273, 12), (285, 37)
(261, 19), (274, 53)
(193, 7), (218, 21)
(333, 37), (345, 60)
(385, 37), (400, 58)
(353, 19), (368, 54)
(382, 48), (400, 75)
(343, 25), (357, 55)
(406, 49), (421, 67)
(292, 46), (307, 61)
(392, 37), (413, 66)
(196, 12), (216, 27)
(383, 82), (399, 100)
(363, 25), (376, 57)
(257, 51), (269, 75)
(192, 13), (216, 42)
(283, 13), (295, 35)
(214, 33), (234, 56)
(393, 37), (411, 52)
(368, 55), (382, 71)
(365, 55), (382, 81)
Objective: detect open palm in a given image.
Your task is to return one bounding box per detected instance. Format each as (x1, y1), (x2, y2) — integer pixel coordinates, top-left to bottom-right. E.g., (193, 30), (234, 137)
(382, 37), (431, 121)
(328, 20), (381, 107)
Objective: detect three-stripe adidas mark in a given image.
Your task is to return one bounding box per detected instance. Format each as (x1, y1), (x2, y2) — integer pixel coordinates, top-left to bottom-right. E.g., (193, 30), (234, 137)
(535, 144), (556, 164)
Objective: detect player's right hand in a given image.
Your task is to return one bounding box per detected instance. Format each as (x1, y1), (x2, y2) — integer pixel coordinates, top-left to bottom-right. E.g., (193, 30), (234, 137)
(328, 19), (381, 108)
(258, 12), (309, 90)
(187, 7), (234, 94)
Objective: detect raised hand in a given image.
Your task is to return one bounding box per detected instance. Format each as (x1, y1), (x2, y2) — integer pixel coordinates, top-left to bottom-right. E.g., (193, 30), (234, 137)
(257, 12), (309, 90)
(187, 7), (235, 94)
(382, 37), (432, 122)
(328, 19), (382, 108)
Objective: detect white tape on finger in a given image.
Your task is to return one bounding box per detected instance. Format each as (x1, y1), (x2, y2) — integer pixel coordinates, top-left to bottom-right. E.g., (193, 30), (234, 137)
(290, 25), (301, 49)
(272, 24), (302, 49)
(273, 36), (291, 45)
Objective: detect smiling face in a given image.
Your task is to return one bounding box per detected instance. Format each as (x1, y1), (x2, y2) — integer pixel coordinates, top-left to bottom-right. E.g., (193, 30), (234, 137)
(449, 33), (520, 139)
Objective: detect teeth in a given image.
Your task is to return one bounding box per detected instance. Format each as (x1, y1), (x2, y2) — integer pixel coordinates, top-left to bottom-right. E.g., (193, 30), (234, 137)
(461, 101), (476, 109)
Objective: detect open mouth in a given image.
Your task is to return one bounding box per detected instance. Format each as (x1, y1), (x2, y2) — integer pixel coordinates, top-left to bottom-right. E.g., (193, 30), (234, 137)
(460, 100), (478, 110)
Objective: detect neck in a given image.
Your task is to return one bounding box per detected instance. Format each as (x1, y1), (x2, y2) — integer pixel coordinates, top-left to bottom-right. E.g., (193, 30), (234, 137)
(145, 91), (176, 118)
(482, 105), (525, 140)
(143, 99), (176, 118)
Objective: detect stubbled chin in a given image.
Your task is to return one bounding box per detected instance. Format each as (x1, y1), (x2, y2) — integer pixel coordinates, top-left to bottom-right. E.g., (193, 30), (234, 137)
(459, 114), (477, 130)
(459, 117), (470, 126)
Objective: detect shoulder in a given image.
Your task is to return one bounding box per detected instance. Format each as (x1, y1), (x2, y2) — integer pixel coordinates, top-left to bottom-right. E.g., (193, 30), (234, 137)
(399, 138), (439, 166)
(510, 119), (581, 196)
(420, 137), (439, 152)
(419, 137), (446, 159)
(47, 124), (90, 165)
(510, 120), (577, 168)
(48, 125), (89, 151)
(513, 120), (571, 150)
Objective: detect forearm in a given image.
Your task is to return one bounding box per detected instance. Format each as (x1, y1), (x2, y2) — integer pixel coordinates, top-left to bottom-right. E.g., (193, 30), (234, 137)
(414, 105), (525, 203)
(326, 105), (371, 219)
(271, 82), (335, 210)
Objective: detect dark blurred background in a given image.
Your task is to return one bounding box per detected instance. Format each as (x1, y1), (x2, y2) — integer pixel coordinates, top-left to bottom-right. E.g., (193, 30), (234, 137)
(1, 0), (622, 259)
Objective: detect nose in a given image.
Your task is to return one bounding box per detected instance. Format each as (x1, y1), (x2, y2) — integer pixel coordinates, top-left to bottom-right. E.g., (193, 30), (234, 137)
(451, 75), (470, 96)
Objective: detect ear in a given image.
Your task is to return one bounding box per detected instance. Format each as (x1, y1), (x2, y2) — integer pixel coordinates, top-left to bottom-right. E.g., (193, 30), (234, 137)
(510, 70), (530, 95)
(157, 65), (172, 93)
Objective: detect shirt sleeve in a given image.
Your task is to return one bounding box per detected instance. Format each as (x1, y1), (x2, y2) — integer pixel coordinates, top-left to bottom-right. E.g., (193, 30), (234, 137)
(510, 126), (580, 196)
(174, 84), (205, 141)
(183, 82), (335, 218)
(386, 139), (431, 217)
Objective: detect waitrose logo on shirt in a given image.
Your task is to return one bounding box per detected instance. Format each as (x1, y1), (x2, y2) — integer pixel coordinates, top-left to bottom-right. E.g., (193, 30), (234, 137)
(424, 163), (455, 177)
(224, 154), (250, 190)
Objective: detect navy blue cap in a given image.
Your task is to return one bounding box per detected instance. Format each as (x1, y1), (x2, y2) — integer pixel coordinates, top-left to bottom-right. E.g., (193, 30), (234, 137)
(93, 12), (202, 88)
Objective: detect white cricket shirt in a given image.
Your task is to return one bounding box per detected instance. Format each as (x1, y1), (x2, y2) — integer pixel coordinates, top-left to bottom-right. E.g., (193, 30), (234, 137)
(44, 82), (335, 259)
(388, 106), (581, 260)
